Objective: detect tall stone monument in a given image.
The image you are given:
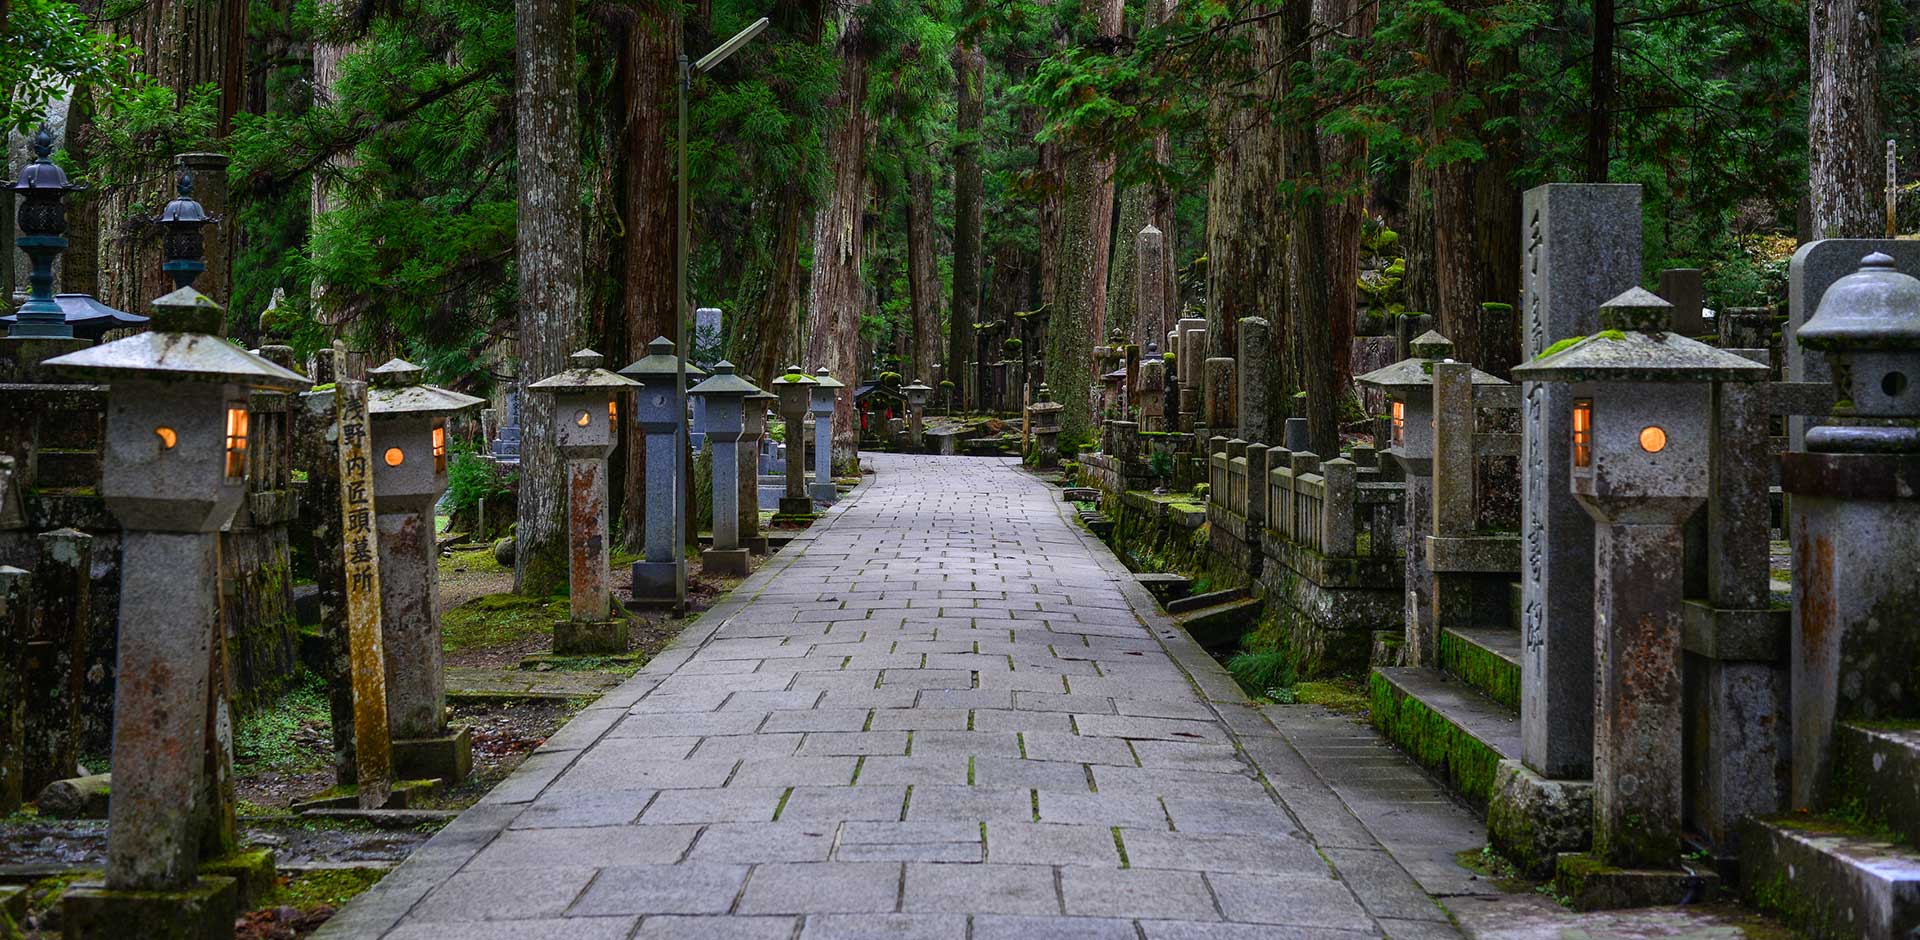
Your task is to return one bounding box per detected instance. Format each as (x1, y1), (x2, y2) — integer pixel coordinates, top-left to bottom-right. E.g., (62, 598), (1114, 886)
(808, 368), (843, 504)
(619, 337), (703, 611)
(689, 361), (762, 577)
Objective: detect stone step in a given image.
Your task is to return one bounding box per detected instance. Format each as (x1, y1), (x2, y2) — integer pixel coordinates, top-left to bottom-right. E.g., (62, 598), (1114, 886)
(1368, 665), (1521, 810)
(1741, 815), (1920, 940)
(1172, 597), (1263, 652)
(1832, 721), (1920, 847)
(1134, 571), (1194, 606)
(1436, 625), (1522, 710)
(1164, 585), (1250, 615)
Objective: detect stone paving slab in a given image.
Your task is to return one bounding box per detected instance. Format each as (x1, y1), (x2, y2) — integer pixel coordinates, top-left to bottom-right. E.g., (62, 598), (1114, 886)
(314, 453), (1494, 939)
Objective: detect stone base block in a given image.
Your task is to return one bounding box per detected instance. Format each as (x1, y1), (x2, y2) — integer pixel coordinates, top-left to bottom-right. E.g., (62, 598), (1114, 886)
(810, 482), (837, 504)
(62, 876), (237, 940)
(2, 884), (27, 936)
(1742, 815), (1920, 940)
(778, 495), (814, 515)
(629, 560), (683, 601)
(1487, 759), (1593, 880)
(555, 619), (629, 655)
(700, 547), (751, 578)
(746, 535), (770, 555)
(1552, 853), (1720, 911)
(393, 725), (473, 784)
(291, 777), (443, 812)
(198, 847), (277, 910)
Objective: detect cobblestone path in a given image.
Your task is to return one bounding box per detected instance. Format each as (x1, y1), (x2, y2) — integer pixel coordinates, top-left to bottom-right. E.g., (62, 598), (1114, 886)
(317, 453), (1493, 940)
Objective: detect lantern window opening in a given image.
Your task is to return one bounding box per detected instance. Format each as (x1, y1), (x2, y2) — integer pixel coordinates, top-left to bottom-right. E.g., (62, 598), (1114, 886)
(432, 422), (448, 474)
(1639, 425), (1668, 453)
(224, 407), (250, 480)
(608, 398), (618, 428)
(155, 427), (178, 450)
(385, 447), (406, 467)
(1571, 400), (1593, 468)
(574, 409), (592, 428)
(1391, 401), (1405, 447)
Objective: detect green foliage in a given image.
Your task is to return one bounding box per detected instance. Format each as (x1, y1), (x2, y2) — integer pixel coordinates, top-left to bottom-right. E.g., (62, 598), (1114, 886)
(445, 443), (513, 519)
(0, 0), (144, 133)
(1147, 449), (1174, 480)
(234, 669), (331, 775)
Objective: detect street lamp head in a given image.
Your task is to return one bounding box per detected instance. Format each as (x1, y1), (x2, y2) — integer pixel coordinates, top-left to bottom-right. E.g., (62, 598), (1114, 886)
(695, 17), (770, 73)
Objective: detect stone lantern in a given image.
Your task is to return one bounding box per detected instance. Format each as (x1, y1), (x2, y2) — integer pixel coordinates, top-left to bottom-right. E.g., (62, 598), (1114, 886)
(367, 358), (483, 782)
(743, 388), (777, 552)
(689, 361), (762, 576)
(1356, 331), (1501, 662)
(7, 129), (83, 340)
(902, 379), (932, 449)
(1028, 384), (1065, 469)
(1512, 287), (1766, 884)
(618, 337), (703, 608)
(809, 368), (845, 504)
(1783, 252), (1920, 812)
(770, 366), (816, 516)
(528, 349), (639, 653)
(43, 292), (307, 934)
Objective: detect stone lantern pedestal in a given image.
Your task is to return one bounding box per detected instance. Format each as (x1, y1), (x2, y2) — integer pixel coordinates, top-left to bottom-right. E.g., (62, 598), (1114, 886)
(368, 359), (483, 782)
(690, 362), (762, 577)
(46, 293), (309, 939)
(1513, 288), (1765, 906)
(771, 367), (816, 517)
(529, 350), (639, 653)
(1029, 385), (1065, 469)
(809, 368), (844, 504)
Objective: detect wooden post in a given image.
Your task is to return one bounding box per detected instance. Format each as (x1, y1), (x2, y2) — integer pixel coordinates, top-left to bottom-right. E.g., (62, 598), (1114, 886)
(333, 361), (393, 809)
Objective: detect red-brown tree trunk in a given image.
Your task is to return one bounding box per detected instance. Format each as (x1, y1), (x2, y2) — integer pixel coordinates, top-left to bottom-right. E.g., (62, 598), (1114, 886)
(948, 20), (985, 405)
(906, 169), (941, 384)
(805, 0), (875, 471)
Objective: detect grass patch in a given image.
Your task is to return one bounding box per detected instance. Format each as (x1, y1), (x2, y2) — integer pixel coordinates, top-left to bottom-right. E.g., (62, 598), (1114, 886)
(234, 670), (332, 775)
(1293, 677), (1369, 715)
(261, 867), (386, 911)
(1227, 646), (1297, 700)
(442, 593), (568, 651)
(438, 545), (505, 575)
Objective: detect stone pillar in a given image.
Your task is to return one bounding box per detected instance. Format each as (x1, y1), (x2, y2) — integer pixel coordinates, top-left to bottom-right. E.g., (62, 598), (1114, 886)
(1177, 318), (1207, 430)
(772, 370), (815, 516)
(707, 432), (746, 573)
(1427, 362), (1476, 643)
(24, 529), (90, 796)
(1137, 224), (1168, 349)
(1656, 268), (1705, 336)
(742, 395), (771, 552)
(641, 420), (679, 588)
(0, 566), (27, 815)
(376, 512), (441, 729)
(1517, 183), (1641, 780)
(1591, 521), (1686, 868)
(1284, 417), (1309, 453)
(1203, 357), (1235, 432)
(177, 152), (232, 306)
(1237, 317), (1278, 444)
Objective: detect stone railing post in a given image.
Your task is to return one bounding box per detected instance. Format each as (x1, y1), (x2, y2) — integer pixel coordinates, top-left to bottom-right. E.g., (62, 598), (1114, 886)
(1322, 458), (1358, 557)
(1245, 443), (1270, 529)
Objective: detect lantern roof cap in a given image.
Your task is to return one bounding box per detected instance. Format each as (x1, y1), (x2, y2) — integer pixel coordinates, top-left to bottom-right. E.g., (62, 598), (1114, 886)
(617, 336), (706, 381)
(528, 348), (640, 393)
(43, 331), (311, 390)
(8, 129), (77, 192)
(1797, 252), (1920, 352)
(1356, 348), (1504, 393)
(810, 367), (846, 389)
(156, 168), (214, 225)
(0, 294), (144, 328)
(1408, 330), (1455, 359)
(902, 379), (933, 393)
(1512, 325), (1768, 383)
(771, 365), (816, 387)
(689, 360), (763, 397)
(367, 359), (484, 415)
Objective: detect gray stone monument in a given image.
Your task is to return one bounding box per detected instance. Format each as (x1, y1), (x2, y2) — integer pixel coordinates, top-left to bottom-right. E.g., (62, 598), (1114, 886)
(1784, 253), (1920, 811)
(1237, 316), (1278, 444)
(367, 358), (484, 782)
(809, 368), (844, 504)
(47, 290), (309, 935)
(1656, 268), (1705, 336)
(1513, 289), (1764, 898)
(619, 337), (703, 610)
(771, 366), (816, 516)
(490, 388), (522, 464)
(689, 361), (761, 576)
(528, 350), (639, 652)
(1517, 182), (1641, 782)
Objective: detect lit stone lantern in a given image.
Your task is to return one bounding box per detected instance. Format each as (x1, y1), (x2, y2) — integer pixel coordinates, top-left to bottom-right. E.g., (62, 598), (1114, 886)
(1028, 384), (1066, 469)
(366, 359), (483, 781)
(528, 349), (639, 653)
(902, 379), (932, 449)
(1356, 330), (1501, 663)
(43, 290), (307, 932)
(1513, 287), (1765, 881)
(618, 337), (703, 607)
(770, 366), (816, 516)
(809, 368), (845, 504)
(688, 361), (762, 576)
(1783, 253), (1920, 811)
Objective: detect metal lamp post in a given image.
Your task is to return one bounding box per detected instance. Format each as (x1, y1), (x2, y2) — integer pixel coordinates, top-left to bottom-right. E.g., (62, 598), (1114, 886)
(156, 167), (218, 291)
(673, 14), (768, 598)
(7, 129), (83, 340)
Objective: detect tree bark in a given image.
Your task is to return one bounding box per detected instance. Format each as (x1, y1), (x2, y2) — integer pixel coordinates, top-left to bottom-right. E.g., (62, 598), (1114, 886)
(906, 168), (941, 384)
(1810, 0), (1883, 237)
(1317, 0), (1374, 388)
(512, 0), (582, 595)
(1205, 9), (1283, 363)
(948, 27), (984, 405)
(616, 5), (679, 555)
(1586, 0), (1614, 182)
(1281, 0), (1337, 456)
(310, 0), (356, 329)
(805, 0), (875, 472)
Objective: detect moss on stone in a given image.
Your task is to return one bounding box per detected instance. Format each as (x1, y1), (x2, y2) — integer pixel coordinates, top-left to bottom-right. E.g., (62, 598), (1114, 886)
(1368, 670), (1503, 808)
(1436, 630), (1520, 709)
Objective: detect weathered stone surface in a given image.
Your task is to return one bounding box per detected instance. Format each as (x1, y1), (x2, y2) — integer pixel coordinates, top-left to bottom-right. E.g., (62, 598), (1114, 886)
(35, 772), (111, 819)
(61, 876), (238, 940)
(1486, 759), (1592, 879)
(1517, 183), (1641, 781)
(1742, 817), (1920, 940)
